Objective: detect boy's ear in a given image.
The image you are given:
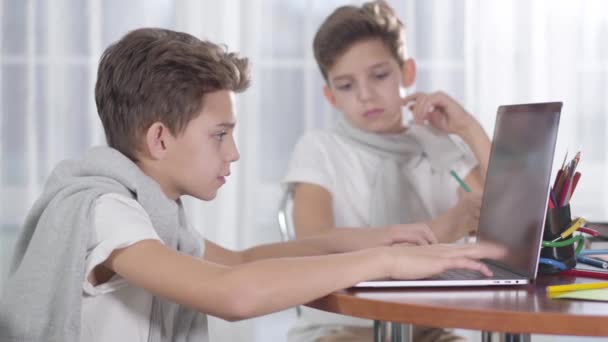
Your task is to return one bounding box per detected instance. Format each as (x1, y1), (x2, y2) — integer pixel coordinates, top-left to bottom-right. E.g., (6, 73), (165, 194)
(323, 85), (338, 108)
(401, 58), (417, 87)
(145, 122), (170, 160)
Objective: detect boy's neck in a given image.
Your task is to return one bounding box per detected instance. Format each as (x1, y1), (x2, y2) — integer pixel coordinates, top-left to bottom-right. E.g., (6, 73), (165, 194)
(385, 124), (408, 134)
(135, 159), (181, 201)
(378, 119), (408, 135)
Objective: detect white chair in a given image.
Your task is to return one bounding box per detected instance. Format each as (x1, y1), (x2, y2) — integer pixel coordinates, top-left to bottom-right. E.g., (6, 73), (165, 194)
(277, 185), (296, 242)
(278, 186), (413, 341)
(276, 185), (302, 317)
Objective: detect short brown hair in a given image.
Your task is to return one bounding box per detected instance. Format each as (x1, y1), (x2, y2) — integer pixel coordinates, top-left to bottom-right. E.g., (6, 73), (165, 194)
(95, 28), (250, 161)
(313, 0), (407, 80)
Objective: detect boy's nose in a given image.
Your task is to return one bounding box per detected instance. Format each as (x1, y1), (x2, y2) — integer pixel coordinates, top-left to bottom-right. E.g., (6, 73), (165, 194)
(357, 83), (374, 102)
(231, 149), (240, 162)
(227, 145), (240, 163)
(224, 136), (240, 162)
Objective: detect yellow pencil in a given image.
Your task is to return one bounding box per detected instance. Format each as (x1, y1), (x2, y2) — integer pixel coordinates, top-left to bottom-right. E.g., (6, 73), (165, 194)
(547, 282), (608, 295)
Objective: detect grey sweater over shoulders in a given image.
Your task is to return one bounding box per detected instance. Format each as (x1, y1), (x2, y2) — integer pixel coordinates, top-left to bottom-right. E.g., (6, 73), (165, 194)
(0, 147), (207, 342)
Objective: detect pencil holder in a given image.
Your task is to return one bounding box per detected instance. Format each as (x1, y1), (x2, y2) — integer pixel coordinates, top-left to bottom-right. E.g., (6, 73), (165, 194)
(538, 205), (577, 275)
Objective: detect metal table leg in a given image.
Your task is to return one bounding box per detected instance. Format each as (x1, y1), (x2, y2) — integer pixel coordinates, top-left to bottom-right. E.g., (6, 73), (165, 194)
(373, 321), (412, 342)
(374, 320), (384, 342)
(482, 331), (531, 342)
(390, 322), (412, 342)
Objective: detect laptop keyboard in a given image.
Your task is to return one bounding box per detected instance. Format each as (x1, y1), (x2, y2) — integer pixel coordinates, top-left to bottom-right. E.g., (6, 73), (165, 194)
(429, 263), (519, 281)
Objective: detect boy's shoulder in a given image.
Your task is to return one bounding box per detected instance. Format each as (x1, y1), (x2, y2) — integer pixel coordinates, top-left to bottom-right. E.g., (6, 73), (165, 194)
(293, 128), (366, 161)
(296, 128), (353, 149)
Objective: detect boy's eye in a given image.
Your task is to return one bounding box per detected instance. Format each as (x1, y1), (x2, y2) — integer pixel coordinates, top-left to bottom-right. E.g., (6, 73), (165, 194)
(335, 83), (352, 91)
(374, 71), (389, 80)
(215, 131), (228, 141)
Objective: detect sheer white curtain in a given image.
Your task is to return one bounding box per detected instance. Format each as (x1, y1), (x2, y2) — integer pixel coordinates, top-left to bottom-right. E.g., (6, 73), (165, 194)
(468, 0), (608, 222)
(1, 1), (607, 342)
(408, 0), (608, 222)
(0, 0), (175, 282)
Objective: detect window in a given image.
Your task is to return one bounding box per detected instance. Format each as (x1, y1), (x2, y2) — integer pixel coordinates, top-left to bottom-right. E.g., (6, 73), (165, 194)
(0, 0), (175, 287)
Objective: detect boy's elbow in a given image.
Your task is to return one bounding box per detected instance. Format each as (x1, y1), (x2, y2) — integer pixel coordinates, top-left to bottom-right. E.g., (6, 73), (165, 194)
(203, 287), (260, 322)
(221, 296), (256, 322)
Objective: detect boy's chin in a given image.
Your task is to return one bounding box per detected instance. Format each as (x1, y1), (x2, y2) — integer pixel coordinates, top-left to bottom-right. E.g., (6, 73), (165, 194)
(196, 190), (218, 201)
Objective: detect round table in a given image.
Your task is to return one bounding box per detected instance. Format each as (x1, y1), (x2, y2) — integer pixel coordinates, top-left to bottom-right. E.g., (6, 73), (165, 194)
(305, 275), (608, 341)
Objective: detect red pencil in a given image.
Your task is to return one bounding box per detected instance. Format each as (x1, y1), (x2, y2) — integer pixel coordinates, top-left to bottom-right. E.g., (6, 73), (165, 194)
(571, 172), (581, 197)
(559, 177), (572, 207)
(554, 169), (564, 192)
(561, 268), (608, 280)
(578, 226), (600, 237)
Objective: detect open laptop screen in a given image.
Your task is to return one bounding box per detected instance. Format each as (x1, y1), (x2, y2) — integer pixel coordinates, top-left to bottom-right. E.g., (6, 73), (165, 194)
(477, 102), (561, 278)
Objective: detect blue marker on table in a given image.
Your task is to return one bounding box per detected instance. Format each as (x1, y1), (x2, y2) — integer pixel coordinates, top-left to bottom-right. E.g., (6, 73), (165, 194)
(577, 255), (608, 269)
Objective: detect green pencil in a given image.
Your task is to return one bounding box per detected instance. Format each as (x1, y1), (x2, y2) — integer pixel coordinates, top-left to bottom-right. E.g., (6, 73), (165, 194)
(450, 169), (471, 193)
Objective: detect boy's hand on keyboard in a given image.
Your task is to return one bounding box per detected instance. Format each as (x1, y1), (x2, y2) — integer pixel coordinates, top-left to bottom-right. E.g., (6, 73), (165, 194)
(386, 243), (507, 280)
(385, 222), (438, 246)
(326, 223), (437, 253)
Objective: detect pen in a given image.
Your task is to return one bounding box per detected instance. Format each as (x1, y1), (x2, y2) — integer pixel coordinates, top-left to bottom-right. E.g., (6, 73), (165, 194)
(547, 281), (608, 295)
(552, 217), (586, 242)
(449, 170), (471, 193)
(577, 255), (608, 269)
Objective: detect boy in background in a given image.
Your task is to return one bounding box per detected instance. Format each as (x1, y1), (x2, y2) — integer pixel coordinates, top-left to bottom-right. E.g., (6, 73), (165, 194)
(0, 28), (503, 342)
(284, 1), (492, 341)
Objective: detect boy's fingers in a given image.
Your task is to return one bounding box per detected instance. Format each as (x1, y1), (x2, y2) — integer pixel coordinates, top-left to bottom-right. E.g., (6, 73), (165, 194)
(409, 101), (423, 121)
(447, 258), (493, 276)
(414, 97), (431, 123)
(433, 243), (505, 261)
(421, 225), (438, 244)
(420, 99), (433, 116)
(401, 92), (420, 104)
(414, 236), (429, 246)
(430, 93), (451, 110)
(457, 243), (507, 260)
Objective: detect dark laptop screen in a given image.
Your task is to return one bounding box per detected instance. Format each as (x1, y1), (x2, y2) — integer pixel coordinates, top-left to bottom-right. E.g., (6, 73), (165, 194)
(477, 102), (561, 278)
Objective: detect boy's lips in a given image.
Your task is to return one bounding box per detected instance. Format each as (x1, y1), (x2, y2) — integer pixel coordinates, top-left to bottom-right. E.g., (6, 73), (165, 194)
(363, 108), (384, 117)
(217, 172), (230, 184)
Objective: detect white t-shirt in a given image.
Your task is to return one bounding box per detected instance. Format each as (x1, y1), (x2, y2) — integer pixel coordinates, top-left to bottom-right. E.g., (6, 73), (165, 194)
(283, 129), (477, 335)
(80, 193), (207, 342)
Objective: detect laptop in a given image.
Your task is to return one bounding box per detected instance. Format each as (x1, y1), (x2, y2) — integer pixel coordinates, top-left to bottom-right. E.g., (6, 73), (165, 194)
(355, 102), (563, 287)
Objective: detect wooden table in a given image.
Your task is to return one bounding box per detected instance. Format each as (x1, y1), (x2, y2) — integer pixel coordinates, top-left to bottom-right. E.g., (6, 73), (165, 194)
(306, 275), (608, 341)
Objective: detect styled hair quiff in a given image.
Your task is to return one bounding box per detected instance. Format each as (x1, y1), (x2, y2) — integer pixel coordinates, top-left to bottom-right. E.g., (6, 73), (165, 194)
(95, 28), (250, 161)
(313, 0), (407, 81)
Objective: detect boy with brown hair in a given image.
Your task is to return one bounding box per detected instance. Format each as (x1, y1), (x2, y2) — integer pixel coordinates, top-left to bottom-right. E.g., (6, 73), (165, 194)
(284, 1), (492, 341)
(0, 28), (502, 342)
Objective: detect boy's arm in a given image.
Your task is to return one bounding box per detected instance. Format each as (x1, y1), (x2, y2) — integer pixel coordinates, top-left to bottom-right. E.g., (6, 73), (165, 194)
(203, 217), (436, 265)
(291, 182), (475, 243)
(403, 91), (491, 188)
(292, 182), (336, 238)
(463, 166), (485, 194)
(104, 239), (503, 321)
(460, 120), (490, 193)
(459, 119), (491, 179)
(428, 191), (482, 243)
(292, 182), (478, 244)
(291, 182), (436, 244)
(203, 183), (435, 265)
